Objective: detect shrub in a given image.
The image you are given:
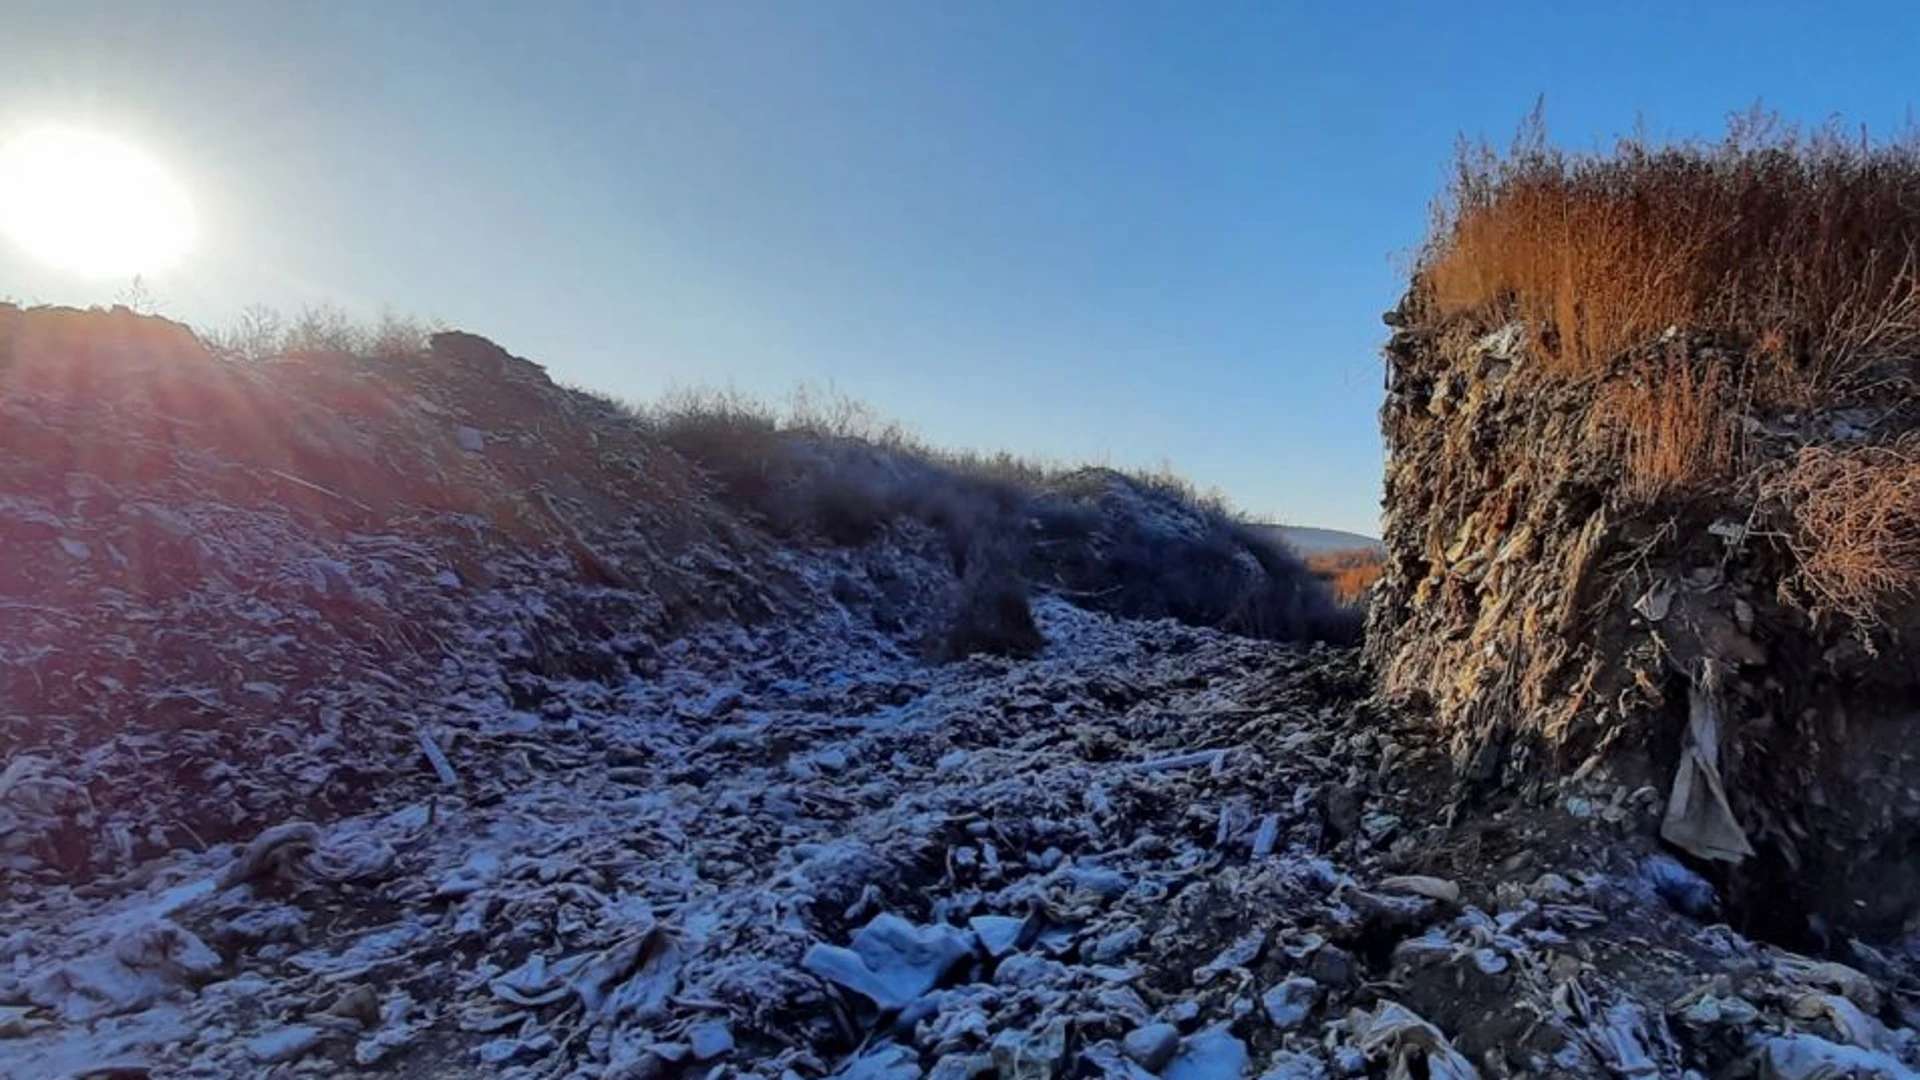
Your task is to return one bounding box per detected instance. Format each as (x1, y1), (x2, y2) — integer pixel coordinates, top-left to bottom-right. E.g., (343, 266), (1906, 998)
(648, 387), (1355, 645)
(1422, 107), (1920, 392)
(212, 304), (438, 361)
(928, 545), (1045, 661)
(1765, 435), (1920, 626)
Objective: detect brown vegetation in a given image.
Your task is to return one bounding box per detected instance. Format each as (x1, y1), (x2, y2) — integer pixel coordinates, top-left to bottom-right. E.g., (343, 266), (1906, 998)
(1765, 435), (1920, 625)
(1409, 110), (1920, 625)
(1585, 350), (1743, 503)
(1306, 548), (1383, 604)
(1422, 107), (1920, 393)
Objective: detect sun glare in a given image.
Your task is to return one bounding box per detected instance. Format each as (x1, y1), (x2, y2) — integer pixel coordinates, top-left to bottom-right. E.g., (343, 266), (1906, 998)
(0, 126), (196, 279)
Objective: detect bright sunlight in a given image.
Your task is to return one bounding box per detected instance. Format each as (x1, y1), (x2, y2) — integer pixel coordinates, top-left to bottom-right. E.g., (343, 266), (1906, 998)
(0, 125), (195, 278)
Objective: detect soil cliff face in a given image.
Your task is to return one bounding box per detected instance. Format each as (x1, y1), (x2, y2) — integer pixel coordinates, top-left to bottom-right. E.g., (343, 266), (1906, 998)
(1368, 288), (1920, 943)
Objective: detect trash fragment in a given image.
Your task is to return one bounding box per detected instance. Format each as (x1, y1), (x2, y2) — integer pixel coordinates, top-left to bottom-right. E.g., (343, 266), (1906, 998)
(1377, 875), (1461, 906)
(992, 1019), (1069, 1080)
(1123, 1023), (1181, 1071)
(244, 1024), (327, 1064)
(1163, 1026), (1250, 1080)
(1262, 977), (1320, 1030)
(1350, 1002), (1478, 1080)
(803, 915), (974, 1010)
(1661, 687), (1755, 862)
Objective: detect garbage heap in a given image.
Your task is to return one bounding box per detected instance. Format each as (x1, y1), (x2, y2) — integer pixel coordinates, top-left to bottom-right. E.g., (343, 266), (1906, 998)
(0, 303), (1345, 885)
(0, 305), (784, 877)
(1365, 128), (1920, 942)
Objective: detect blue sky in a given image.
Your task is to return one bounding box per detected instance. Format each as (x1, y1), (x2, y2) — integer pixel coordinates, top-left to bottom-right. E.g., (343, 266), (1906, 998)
(3, 1), (1916, 535)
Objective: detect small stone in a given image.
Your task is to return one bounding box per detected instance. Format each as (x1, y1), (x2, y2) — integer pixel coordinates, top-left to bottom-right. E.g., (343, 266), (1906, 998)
(688, 1020), (734, 1060)
(319, 984), (380, 1027)
(1195, 929), (1266, 983)
(1088, 926), (1143, 964)
(1306, 945), (1355, 989)
(968, 915), (1027, 958)
(1528, 873), (1577, 902)
(1123, 1023), (1181, 1072)
(994, 953), (1068, 988)
(1065, 866), (1130, 899)
(1261, 977), (1320, 1030)
(245, 1025), (326, 1064)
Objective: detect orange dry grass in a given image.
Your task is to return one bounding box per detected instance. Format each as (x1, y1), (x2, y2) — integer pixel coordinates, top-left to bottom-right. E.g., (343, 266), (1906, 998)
(1307, 549), (1384, 604)
(1421, 110), (1920, 387)
(1765, 436), (1920, 626)
(1587, 353), (1742, 503)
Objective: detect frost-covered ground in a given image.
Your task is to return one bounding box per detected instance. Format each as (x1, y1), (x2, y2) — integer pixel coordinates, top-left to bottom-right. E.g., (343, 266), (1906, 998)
(5, 586), (1918, 1079)
(3, 310), (1917, 1079)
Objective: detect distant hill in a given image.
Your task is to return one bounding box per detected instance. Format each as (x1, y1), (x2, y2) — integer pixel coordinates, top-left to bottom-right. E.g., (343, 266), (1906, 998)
(1256, 524), (1385, 556)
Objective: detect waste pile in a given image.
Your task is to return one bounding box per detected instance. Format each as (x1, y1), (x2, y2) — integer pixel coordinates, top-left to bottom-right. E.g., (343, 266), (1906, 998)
(3, 305), (1919, 1078)
(0, 303), (1338, 888)
(8, 586), (1919, 1079)
(1365, 129), (1920, 946)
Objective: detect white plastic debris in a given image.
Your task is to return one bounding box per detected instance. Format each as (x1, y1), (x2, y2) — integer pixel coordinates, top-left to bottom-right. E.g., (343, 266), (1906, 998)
(803, 915), (975, 1010)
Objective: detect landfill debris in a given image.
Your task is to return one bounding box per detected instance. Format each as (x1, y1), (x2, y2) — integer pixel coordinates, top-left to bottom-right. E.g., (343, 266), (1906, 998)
(1163, 1026), (1249, 1080)
(1, 308), (1917, 1078)
(1122, 1023), (1182, 1071)
(803, 915), (976, 1011)
(1371, 296), (1920, 939)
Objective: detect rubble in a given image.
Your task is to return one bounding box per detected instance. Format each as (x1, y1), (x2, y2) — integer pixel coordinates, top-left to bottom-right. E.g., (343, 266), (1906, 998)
(1, 306), (1917, 1077)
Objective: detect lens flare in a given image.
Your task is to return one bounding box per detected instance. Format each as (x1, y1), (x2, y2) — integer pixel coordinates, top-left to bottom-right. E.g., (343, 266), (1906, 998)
(0, 126), (196, 278)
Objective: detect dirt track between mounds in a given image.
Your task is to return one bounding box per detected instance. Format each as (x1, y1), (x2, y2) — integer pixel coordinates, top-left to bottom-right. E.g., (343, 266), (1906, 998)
(7, 599), (1915, 1078)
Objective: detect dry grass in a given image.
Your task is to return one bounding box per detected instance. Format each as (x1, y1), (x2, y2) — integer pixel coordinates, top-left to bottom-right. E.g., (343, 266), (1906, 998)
(1306, 548), (1384, 604)
(1421, 107), (1920, 389)
(1586, 351), (1743, 503)
(211, 304), (439, 361)
(642, 384), (1237, 517)
(1765, 436), (1920, 625)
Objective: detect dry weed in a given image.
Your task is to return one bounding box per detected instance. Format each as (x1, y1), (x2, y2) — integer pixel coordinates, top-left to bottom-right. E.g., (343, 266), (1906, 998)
(1765, 435), (1920, 625)
(1422, 107), (1920, 390)
(1587, 355), (1741, 502)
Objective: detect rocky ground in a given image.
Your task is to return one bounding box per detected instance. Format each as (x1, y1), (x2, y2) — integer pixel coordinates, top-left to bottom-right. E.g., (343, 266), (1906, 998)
(3, 308), (1918, 1079)
(5, 587), (1918, 1079)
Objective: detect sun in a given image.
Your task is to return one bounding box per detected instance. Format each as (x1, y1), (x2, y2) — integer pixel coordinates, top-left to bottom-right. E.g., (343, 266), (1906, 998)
(0, 126), (196, 279)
